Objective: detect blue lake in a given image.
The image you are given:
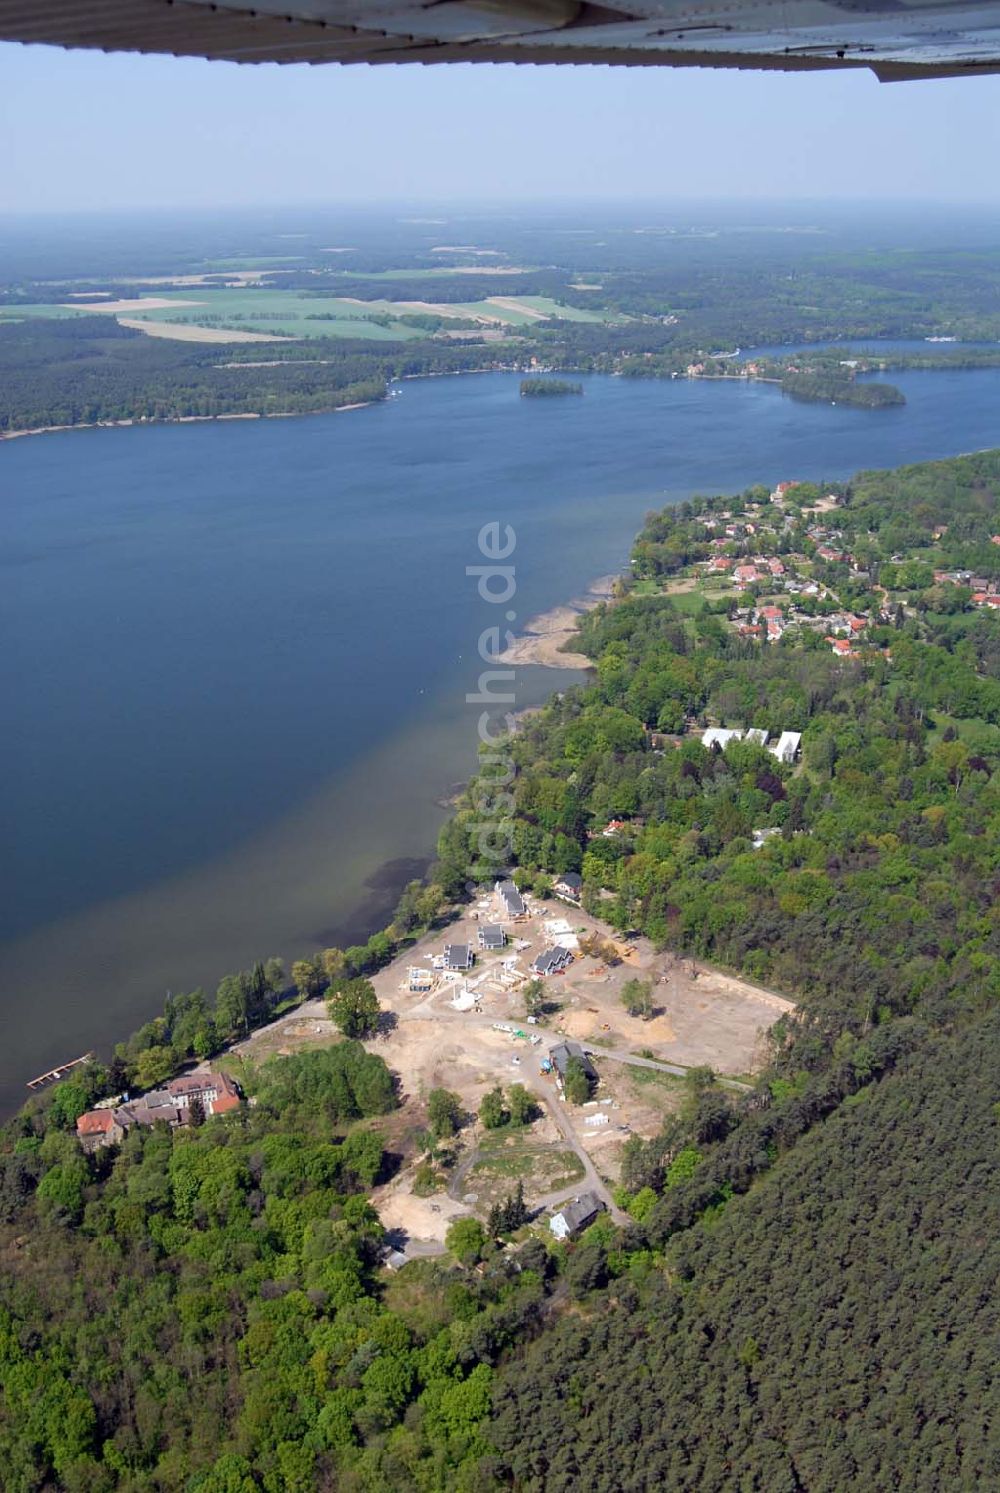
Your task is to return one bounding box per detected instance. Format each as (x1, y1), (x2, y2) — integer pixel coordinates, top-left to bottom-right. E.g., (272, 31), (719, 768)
(1, 366), (999, 1110)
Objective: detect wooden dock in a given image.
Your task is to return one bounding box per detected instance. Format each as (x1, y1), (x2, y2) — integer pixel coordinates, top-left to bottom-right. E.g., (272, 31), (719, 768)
(26, 1052), (93, 1090)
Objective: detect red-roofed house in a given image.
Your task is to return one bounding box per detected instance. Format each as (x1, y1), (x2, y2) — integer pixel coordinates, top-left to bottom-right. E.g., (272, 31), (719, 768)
(76, 1109), (128, 1152)
(826, 637), (856, 657)
(167, 1071), (242, 1116)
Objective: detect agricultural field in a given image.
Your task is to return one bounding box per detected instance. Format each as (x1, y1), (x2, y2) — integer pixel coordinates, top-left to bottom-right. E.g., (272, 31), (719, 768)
(0, 286), (619, 342)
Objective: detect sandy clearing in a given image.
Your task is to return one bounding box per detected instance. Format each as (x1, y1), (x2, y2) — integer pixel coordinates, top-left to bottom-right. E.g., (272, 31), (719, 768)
(118, 318), (292, 344)
(66, 297), (206, 315)
(337, 295), (501, 322)
(374, 1176), (466, 1243)
(486, 296), (549, 320)
(497, 575), (617, 669)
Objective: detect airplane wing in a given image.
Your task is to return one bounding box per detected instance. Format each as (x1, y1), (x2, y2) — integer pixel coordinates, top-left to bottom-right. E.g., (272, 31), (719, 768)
(3, 0), (1000, 80)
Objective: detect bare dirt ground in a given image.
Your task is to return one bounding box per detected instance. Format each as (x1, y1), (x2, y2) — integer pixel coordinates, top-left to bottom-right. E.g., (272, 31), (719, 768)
(214, 891), (794, 1250)
(67, 297), (206, 314)
(117, 319), (291, 344)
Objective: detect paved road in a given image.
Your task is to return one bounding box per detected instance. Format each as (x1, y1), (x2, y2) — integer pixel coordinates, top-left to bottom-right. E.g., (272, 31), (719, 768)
(535, 1083), (629, 1224)
(583, 1046), (752, 1092)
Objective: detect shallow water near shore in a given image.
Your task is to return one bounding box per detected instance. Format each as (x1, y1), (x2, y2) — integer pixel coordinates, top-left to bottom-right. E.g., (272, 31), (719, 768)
(3, 365), (1000, 1111)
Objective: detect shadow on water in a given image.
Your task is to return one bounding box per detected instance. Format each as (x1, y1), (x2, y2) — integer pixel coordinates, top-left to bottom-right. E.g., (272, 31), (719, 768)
(311, 855), (432, 949)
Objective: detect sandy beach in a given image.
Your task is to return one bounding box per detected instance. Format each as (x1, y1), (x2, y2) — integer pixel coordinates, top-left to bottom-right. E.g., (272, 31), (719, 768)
(497, 573), (617, 668)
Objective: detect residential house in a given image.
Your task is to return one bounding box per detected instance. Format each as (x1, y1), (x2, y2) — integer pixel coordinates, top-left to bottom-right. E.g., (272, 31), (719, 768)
(770, 731), (802, 763)
(76, 1109), (128, 1153)
(702, 727), (743, 751)
(553, 871), (583, 904)
(167, 1071), (242, 1116)
(444, 943), (474, 972)
(772, 481), (800, 500)
(744, 728), (769, 746)
(550, 1190), (606, 1240)
(495, 879), (526, 919)
(477, 924), (506, 952)
(532, 946), (574, 977)
(549, 1041), (597, 1082)
(76, 1071), (242, 1150)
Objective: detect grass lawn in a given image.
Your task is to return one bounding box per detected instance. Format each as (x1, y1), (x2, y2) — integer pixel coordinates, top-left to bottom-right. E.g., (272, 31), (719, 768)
(470, 1130), (585, 1199)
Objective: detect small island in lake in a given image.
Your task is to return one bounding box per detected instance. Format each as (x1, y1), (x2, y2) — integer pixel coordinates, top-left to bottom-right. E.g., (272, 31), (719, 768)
(519, 378), (584, 398)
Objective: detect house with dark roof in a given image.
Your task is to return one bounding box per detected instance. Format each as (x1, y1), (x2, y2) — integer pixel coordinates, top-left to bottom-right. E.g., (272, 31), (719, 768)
(549, 1040), (596, 1082)
(444, 943), (474, 971)
(550, 1190), (605, 1240)
(532, 946), (573, 978)
(477, 923), (506, 951)
(495, 879), (526, 919)
(553, 871), (582, 904)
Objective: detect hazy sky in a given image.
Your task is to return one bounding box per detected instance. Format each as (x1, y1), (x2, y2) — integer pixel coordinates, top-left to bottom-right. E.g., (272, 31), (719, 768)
(3, 41), (1000, 212)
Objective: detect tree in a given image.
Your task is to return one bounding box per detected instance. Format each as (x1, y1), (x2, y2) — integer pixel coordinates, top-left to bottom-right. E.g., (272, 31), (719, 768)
(621, 977), (654, 1021)
(479, 1086), (508, 1130)
(500, 1180), (528, 1231)
(133, 1044), (175, 1090)
(341, 1128), (384, 1187)
(563, 1057), (593, 1106)
(291, 957), (325, 1001)
(327, 978), (381, 1039)
(428, 1087), (462, 1139)
(522, 978), (545, 1020)
(215, 973), (249, 1040)
(445, 1216), (486, 1266)
(507, 1083), (536, 1127)
(322, 947), (347, 982)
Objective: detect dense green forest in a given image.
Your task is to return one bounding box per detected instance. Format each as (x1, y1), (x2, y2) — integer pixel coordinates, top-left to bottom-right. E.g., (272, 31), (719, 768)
(9, 233), (1000, 433)
(0, 319), (523, 434)
(4, 450), (1000, 1488)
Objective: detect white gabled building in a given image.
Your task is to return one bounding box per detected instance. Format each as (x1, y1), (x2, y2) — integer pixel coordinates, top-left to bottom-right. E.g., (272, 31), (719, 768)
(770, 731), (802, 764)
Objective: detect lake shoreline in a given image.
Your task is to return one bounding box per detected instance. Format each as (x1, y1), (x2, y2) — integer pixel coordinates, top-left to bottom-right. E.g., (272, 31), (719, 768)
(498, 573), (618, 668)
(0, 400), (377, 443)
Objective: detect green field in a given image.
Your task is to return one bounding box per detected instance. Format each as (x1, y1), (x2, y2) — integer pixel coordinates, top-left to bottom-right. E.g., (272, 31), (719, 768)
(0, 286), (617, 341)
(508, 295), (612, 323)
(0, 304), (89, 321)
